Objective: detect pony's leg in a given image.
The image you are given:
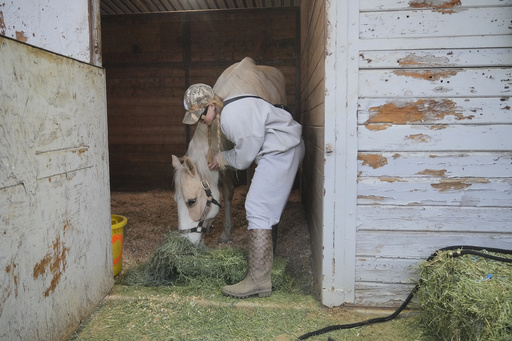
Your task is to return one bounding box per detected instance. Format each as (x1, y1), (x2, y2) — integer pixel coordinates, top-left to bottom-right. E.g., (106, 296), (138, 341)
(218, 171), (235, 243)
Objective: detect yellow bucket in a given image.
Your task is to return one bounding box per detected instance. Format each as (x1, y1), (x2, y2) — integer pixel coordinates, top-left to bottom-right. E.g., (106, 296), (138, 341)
(111, 215), (127, 276)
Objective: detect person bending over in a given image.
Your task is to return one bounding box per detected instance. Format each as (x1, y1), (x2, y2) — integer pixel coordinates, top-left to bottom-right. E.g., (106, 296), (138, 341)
(182, 83), (304, 298)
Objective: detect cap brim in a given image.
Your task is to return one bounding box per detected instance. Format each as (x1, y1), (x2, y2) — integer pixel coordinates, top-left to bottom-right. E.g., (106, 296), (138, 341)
(182, 111), (200, 124)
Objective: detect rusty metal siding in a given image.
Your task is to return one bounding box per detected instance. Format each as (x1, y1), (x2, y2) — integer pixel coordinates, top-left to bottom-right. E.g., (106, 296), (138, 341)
(353, 1), (512, 307)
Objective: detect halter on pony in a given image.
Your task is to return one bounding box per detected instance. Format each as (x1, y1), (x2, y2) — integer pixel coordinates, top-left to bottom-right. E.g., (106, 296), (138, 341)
(179, 175), (222, 235)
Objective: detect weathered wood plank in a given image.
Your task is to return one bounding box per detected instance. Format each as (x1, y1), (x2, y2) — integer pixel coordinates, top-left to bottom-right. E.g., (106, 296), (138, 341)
(109, 131), (185, 144)
(359, 68), (512, 98)
(189, 11), (298, 62)
(353, 0), (512, 310)
(359, 35), (512, 51)
(354, 282), (418, 308)
(358, 97), (512, 125)
(356, 257), (419, 284)
(109, 161), (174, 190)
(360, 7), (512, 39)
(357, 177), (512, 207)
(359, 48), (512, 69)
(358, 124), (512, 152)
(357, 152), (512, 178)
(356, 231), (512, 258)
(357, 205), (512, 233)
(360, 0), (512, 12)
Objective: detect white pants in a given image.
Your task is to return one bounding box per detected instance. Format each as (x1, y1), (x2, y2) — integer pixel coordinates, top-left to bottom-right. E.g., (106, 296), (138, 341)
(245, 140), (305, 230)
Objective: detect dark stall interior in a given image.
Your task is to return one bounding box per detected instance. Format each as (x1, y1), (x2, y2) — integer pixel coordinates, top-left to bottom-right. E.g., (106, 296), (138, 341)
(101, 6), (301, 190)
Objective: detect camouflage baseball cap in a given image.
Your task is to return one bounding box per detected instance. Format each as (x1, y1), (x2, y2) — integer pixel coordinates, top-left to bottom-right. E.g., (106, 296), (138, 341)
(183, 83), (215, 124)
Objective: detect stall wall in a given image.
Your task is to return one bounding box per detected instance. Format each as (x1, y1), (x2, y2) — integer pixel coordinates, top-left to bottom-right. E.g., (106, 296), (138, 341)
(302, 0), (512, 307)
(0, 37), (111, 341)
(102, 8), (300, 190)
(299, 0), (326, 298)
(354, 0), (512, 307)
(0, 0), (101, 65)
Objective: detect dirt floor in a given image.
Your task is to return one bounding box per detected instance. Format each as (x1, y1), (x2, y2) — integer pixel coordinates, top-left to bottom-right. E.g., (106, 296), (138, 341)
(110, 186), (315, 293)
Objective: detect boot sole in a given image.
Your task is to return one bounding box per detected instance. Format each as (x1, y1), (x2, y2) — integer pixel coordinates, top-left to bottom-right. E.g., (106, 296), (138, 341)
(222, 289), (271, 299)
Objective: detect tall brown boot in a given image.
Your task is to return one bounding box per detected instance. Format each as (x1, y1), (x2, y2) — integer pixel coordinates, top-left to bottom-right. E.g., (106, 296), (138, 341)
(222, 229), (273, 298)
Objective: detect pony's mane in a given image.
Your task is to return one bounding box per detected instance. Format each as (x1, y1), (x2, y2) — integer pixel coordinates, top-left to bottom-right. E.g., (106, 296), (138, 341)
(185, 119), (230, 175)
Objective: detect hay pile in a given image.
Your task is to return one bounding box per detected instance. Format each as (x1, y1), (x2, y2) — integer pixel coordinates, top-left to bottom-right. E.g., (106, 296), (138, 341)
(417, 248), (512, 341)
(119, 231), (292, 291)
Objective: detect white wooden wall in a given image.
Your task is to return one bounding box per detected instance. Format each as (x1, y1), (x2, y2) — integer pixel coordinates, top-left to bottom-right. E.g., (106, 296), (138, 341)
(354, 0), (512, 307)
(0, 1), (109, 338)
(0, 36), (112, 341)
(312, 0), (512, 307)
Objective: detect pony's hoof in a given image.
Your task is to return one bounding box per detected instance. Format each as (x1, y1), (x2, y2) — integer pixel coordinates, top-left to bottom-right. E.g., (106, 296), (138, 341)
(217, 231), (233, 244)
(217, 236), (233, 244)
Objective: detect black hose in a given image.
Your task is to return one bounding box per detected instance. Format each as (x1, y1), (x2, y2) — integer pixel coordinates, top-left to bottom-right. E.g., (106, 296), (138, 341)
(297, 245), (512, 340)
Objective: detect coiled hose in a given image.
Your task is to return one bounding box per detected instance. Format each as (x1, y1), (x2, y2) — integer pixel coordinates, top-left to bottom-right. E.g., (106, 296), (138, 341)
(298, 245), (512, 340)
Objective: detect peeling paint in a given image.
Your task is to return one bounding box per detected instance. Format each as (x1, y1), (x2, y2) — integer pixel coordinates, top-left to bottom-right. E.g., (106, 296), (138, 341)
(366, 99), (472, 127)
(394, 69), (458, 81)
(417, 169), (447, 177)
(409, 0), (462, 14)
(359, 53), (372, 64)
(431, 179), (472, 191)
(429, 124), (448, 130)
(398, 53), (451, 67)
(358, 195), (386, 201)
(15, 30), (28, 42)
(366, 123), (392, 131)
(358, 154), (388, 169)
(407, 133), (430, 143)
(379, 177), (404, 183)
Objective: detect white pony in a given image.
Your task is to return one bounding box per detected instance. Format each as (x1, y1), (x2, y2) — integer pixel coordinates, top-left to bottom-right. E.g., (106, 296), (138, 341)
(171, 57), (287, 244)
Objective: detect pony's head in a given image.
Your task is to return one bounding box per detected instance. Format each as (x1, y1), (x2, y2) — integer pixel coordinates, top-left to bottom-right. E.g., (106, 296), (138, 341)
(171, 155), (221, 244)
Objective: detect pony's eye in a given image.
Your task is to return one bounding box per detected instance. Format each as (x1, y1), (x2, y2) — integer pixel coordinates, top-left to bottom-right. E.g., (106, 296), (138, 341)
(187, 199), (197, 207)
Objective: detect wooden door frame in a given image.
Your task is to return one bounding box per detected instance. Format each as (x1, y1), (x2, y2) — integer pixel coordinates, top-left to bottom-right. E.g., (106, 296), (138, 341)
(321, 0), (359, 307)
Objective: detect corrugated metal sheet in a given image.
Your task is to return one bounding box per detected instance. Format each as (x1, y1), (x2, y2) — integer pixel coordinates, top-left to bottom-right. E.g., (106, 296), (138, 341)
(101, 0), (301, 15)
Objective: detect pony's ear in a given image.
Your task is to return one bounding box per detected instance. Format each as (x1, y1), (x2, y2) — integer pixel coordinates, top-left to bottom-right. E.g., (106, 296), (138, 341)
(171, 155), (182, 170)
(182, 156), (197, 177)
